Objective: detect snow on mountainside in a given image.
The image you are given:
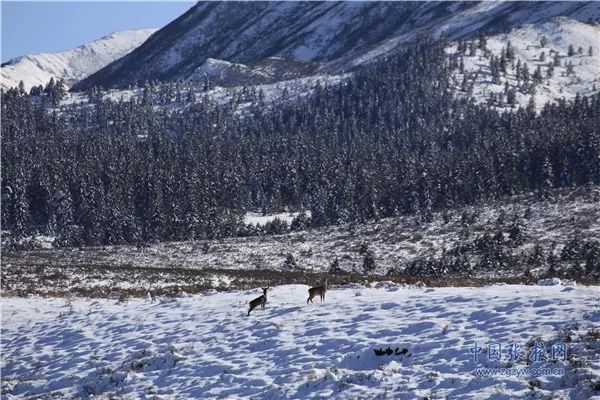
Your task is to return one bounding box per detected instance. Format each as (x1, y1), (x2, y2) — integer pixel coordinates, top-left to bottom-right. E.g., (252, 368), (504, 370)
(59, 18), (598, 115)
(188, 58), (274, 85)
(188, 57), (320, 86)
(1, 29), (157, 91)
(62, 72), (350, 118)
(345, 1), (600, 68)
(72, 1), (600, 91)
(2, 284), (600, 398)
(449, 17), (600, 111)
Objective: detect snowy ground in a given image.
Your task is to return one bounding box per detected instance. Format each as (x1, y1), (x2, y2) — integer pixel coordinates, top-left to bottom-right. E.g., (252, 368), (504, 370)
(2, 283), (599, 399)
(244, 211), (310, 226)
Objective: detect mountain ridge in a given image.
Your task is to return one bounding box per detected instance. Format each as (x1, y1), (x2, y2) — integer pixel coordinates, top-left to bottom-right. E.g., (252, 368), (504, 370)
(1, 28), (157, 91)
(72, 1), (600, 91)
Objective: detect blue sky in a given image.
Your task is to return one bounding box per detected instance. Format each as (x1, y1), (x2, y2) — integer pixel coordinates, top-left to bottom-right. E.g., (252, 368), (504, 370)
(1, 1), (195, 62)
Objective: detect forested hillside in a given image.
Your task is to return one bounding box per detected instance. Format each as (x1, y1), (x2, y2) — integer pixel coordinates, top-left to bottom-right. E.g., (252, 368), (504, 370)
(2, 39), (599, 248)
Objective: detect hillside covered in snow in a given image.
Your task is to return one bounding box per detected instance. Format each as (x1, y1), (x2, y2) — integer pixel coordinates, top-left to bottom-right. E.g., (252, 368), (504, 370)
(72, 1), (600, 91)
(448, 17), (600, 111)
(51, 17), (600, 123)
(61, 16), (600, 114)
(0, 28), (156, 91)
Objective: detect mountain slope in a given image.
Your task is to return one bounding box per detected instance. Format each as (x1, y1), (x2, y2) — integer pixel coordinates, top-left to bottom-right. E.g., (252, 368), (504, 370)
(72, 1), (600, 91)
(1, 29), (157, 91)
(449, 17), (600, 111)
(343, 1), (600, 67)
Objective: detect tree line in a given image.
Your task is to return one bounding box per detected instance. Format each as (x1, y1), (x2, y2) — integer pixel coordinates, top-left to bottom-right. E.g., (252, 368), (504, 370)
(2, 38), (599, 247)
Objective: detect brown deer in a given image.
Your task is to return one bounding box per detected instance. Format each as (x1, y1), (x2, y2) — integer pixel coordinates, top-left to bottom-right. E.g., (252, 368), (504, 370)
(307, 279), (327, 304)
(248, 287), (269, 316)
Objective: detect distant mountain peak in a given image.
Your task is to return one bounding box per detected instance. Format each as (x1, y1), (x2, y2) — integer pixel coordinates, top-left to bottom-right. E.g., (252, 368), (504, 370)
(1, 28), (157, 91)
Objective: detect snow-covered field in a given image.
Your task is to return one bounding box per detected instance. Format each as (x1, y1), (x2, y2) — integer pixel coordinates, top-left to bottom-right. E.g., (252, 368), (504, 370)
(2, 283), (599, 399)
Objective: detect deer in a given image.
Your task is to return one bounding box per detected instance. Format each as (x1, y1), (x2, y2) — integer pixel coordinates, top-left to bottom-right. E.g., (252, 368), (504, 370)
(307, 278), (327, 304)
(248, 287), (269, 316)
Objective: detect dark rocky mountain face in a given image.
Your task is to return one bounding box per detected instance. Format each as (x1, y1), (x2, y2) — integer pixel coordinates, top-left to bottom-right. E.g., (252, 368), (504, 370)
(72, 1), (599, 91)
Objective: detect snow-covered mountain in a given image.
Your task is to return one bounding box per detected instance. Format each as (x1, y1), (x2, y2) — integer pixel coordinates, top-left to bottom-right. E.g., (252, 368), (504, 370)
(1, 28), (157, 92)
(72, 1), (600, 91)
(63, 18), (599, 114)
